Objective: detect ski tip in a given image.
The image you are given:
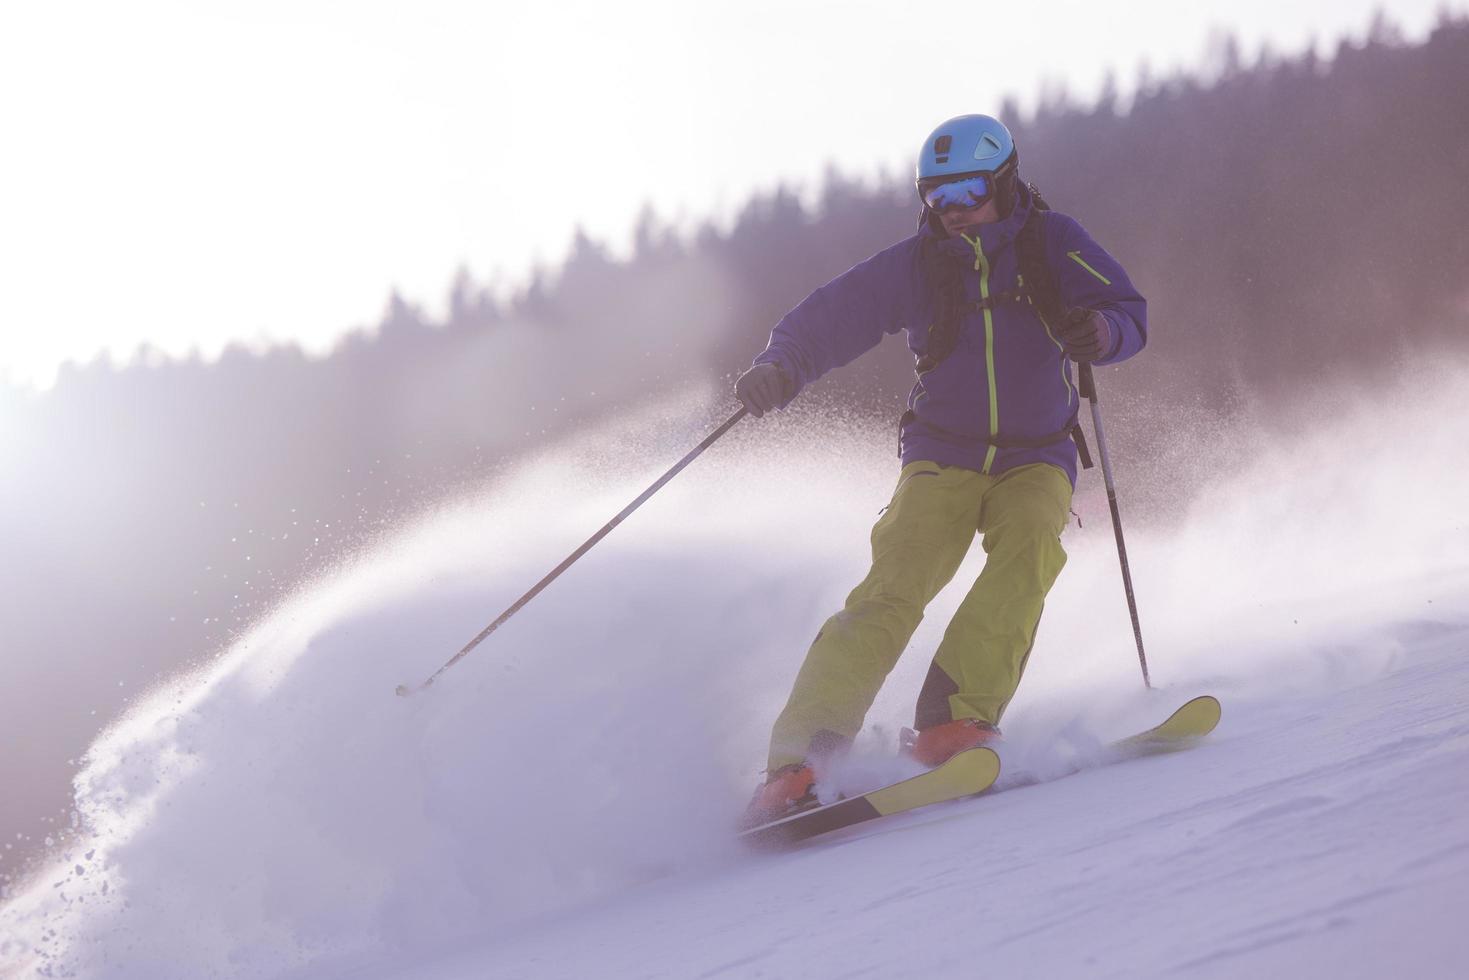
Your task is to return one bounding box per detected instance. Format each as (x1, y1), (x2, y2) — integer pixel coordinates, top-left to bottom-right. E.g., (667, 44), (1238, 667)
(1146, 694), (1222, 742)
(926, 744), (1002, 779)
(1180, 694), (1222, 729)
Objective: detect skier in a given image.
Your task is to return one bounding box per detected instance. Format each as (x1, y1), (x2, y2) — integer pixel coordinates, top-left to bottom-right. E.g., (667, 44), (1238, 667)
(736, 114), (1147, 826)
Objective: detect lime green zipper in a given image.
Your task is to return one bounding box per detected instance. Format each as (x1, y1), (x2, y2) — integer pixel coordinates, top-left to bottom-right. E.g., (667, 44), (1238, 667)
(964, 234), (1000, 474)
(1067, 250), (1112, 285)
(1036, 311), (1077, 407)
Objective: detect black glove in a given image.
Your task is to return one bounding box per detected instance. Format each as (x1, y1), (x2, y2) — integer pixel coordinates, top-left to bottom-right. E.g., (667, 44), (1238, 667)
(1056, 307), (1112, 363)
(734, 362), (792, 417)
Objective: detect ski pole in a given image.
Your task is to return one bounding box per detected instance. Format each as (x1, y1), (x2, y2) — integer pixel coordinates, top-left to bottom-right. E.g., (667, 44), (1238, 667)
(396, 407), (750, 697)
(1077, 363), (1152, 689)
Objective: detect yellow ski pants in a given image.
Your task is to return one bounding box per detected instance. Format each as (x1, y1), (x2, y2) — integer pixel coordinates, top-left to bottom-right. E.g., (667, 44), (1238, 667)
(768, 461), (1072, 771)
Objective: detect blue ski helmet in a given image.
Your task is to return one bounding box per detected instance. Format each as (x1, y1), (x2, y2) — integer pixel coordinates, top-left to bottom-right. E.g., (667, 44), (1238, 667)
(915, 114), (1020, 217)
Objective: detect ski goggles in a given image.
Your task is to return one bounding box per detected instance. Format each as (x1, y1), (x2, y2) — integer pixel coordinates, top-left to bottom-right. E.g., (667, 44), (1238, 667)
(919, 173), (994, 211)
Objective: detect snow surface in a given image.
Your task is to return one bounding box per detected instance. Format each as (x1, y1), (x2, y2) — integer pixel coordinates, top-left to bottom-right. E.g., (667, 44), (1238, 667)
(2, 362), (1467, 979)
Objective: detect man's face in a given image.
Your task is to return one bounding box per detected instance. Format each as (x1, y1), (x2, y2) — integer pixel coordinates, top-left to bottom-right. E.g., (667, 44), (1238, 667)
(938, 197), (1000, 238)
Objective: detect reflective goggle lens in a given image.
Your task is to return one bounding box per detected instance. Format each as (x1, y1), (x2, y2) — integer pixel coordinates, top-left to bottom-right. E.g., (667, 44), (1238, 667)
(921, 173), (992, 211)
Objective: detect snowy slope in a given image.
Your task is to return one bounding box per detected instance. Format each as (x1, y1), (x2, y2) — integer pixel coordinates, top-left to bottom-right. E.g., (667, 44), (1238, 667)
(374, 627), (1469, 980)
(2, 361), (1467, 979)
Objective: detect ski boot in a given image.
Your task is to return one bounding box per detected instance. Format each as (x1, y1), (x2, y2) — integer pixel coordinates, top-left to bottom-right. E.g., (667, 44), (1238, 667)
(900, 718), (1001, 768)
(740, 763), (818, 829)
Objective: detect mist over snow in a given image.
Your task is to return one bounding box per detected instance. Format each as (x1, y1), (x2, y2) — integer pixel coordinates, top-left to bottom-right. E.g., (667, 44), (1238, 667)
(2, 357), (1467, 978)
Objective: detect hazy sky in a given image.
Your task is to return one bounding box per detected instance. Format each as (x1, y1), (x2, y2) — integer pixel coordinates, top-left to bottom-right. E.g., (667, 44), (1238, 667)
(0, 0), (1452, 388)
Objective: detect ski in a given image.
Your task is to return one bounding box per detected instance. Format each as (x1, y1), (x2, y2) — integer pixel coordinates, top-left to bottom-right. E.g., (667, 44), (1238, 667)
(738, 696), (1219, 849)
(1108, 694), (1221, 756)
(738, 745), (1001, 849)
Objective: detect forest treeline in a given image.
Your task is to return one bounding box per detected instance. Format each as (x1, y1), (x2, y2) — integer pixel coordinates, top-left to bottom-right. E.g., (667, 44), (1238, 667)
(3, 14), (1467, 881)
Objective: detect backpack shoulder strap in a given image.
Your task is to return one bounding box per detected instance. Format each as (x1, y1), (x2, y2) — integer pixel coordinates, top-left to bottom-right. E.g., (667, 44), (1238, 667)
(1013, 183), (1096, 470)
(1015, 184), (1065, 325)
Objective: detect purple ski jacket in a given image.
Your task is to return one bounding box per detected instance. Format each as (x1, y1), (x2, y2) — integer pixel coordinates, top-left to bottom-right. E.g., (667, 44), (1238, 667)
(752, 185), (1147, 485)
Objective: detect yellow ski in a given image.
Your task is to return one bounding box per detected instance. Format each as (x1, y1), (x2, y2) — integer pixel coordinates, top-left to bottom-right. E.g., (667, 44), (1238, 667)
(1110, 695), (1221, 754)
(739, 746), (1000, 848)
(739, 697), (1220, 849)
